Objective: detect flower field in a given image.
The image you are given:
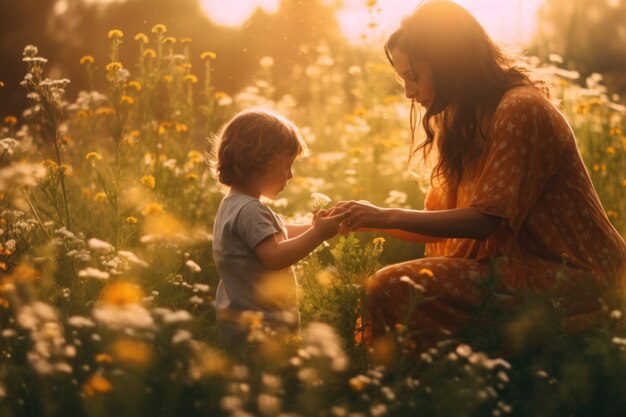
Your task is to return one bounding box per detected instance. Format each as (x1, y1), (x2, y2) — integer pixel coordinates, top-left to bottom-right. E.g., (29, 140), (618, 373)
(1, 25), (625, 417)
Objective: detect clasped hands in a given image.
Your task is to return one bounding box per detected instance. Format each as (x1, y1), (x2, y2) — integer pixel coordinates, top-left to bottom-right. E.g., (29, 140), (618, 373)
(314, 200), (385, 235)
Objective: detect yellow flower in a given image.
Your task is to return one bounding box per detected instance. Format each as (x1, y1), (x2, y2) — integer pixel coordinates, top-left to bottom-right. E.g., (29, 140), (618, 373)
(76, 109), (90, 118)
(622, 179), (626, 187)
(107, 29), (124, 39)
(200, 51), (217, 60)
(606, 146), (616, 155)
(4, 115), (17, 125)
(110, 339), (152, 367)
(187, 150), (204, 164)
(419, 268), (434, 278)
(163, 36), (176, 44)
(353, 107), (367, 116)
(214, 91), (228, 100)
(106, 62), (123, 72)
(140, 175), (156, 189)
(100, 281), (143, 306)
(125, 216), (138, 224)
(151, 24), (167, 34)
(0, 81), (4, 88)
(141, 202), (164, 216)
(181, 37), (192, 44)
(93, 192), (107, 202)
(41, 159), (58, 169)
(606, 210), (619, 219)
(175, 123), (188, 132)
(183, 74), (198, 84)
(80, 55), (95, 65)
(95, 107), (114, 116)
(134, 32), (149, 43)
(373, 237), (385, 245)
(85, 152), (103, 165)
(162, 75), (173, 83)
(143, 48), (157, 59)
(185, 173), (198, 180)
(120, 95), (134, 105)
(349, 376), (366, 392)
(82, 374), (113, 397)
(95, 353), (113, 364)
(127, 81), (142, 91)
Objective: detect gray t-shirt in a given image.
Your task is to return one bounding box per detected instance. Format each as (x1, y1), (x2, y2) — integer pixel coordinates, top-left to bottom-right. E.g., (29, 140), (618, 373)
(212, 192), (299, 333)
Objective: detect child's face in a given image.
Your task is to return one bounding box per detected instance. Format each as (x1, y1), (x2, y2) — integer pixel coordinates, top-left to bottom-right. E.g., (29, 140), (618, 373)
(258, 153), (297, 198)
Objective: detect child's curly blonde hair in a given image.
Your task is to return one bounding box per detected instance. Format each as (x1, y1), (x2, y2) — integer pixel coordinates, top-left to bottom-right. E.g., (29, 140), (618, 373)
(208, 107), (308, 187)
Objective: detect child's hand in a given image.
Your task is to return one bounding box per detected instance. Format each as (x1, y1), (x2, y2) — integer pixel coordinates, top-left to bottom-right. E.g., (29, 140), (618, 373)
(312, 208), (350, 241)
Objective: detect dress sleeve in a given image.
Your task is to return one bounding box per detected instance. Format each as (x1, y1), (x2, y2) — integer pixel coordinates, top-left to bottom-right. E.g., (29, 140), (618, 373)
(469, 91), (557, 233)
(236, 200), (281, 250)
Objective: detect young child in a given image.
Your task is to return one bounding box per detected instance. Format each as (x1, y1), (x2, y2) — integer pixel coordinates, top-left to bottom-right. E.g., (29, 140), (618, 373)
(210, 107), (349, 349)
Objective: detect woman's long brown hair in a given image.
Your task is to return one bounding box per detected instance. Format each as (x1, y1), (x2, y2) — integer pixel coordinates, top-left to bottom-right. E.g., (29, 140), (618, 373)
(385, 0), (548, 190)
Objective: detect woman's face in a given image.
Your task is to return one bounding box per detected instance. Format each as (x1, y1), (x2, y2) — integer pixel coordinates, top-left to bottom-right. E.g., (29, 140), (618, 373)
(391, 48), (435, 109)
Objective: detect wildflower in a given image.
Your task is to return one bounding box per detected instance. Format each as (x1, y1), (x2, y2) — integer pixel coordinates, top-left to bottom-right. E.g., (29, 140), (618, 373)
(80, 55), (95, 65)
(0, 81), (4, 87)
(185, 260), (201, 273)
(95, 107), (114, 116)
(127, 80), (141, 91)
(120, 95), (134, 105)
(373, 237), (385, 245)
(82, 374), (113, 396)
(95, 353), (113, 363)
(151, 24), (167, 34)
(107, 29), (123, 39)
(311, 192), (331, 209)
(185, 173), (198, 180)
(109, 339), (152, 366)
(187, 150), (203, 164)
(68, 316), (96, 328)
(140, 175), (156, 189)
(93, 192), (107, 202)
(105, 62), (123, 72)
(163, 36), (176, 44)
(622, 179), (626, 187)
(606, 146), (616, 155)
(126, 216), (137, 224)
(85, 151), (103, 165)
(200, 51), (217, 60)
(143, 48), (157, 59)
(141, 202), (164, 216)
(78, 267), (110, 280)
(3, 116), (17, 125)
(175, 122), (188, 132)
(181, 37), (192, 44)
(99, 282), (143, 306)
(134, 32), (149, 43)
(87, 239), (114, 255)
(214, 91), (232, 106)
(162, 75), (173, 83)
(183, 74), (198, 84)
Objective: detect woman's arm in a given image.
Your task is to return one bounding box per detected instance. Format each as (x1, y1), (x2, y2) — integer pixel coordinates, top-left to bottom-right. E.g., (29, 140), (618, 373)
(336, 201), (501, 240)
(254, 210), (350, 270)
(357, 227), (443, 243)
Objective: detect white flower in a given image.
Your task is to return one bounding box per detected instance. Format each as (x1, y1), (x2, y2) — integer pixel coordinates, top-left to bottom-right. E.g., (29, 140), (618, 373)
(118, 250), (149, 268)
(172, 329), (192, 345)
(67, 316), (96, 328)
(78, 267), (110, 280)
(93, 304), (155, 330)
(0, 138), (20, 156)
(87, 238), (115, 254)
(185, 259), (201, 273)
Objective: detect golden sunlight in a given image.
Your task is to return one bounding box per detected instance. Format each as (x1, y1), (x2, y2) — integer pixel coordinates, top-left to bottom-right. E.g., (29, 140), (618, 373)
(200, 0), (280, 27)
(200, 0), (544, 46)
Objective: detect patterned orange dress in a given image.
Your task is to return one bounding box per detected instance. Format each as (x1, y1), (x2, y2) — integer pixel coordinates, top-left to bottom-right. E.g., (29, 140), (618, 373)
(368, 86), (626, 347)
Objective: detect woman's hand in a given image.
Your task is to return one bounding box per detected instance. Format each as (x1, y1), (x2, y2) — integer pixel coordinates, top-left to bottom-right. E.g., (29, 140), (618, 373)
(331, 200), (388, 233)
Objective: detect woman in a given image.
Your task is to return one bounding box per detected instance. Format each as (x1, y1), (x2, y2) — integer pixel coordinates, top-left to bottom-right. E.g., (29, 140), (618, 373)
(331, 1), (626, 350)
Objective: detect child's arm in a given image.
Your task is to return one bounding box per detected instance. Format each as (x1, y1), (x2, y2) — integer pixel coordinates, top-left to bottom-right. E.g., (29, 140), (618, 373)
(255, 211), (349, 270)
(285, 223), (312, 238)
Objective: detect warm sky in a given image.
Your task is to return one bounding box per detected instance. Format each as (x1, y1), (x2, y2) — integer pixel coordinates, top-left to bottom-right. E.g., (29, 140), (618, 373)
(199, 0), (545, 46)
